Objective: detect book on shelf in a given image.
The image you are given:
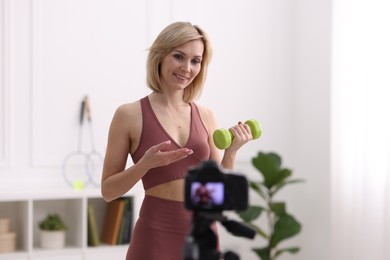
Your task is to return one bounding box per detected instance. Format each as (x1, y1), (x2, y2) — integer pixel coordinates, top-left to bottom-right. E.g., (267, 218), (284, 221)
(117, 197), (133, 245)
(101, 198), (126, 245)
(87, 202), (100, 246)
(122, 197), (133, 244)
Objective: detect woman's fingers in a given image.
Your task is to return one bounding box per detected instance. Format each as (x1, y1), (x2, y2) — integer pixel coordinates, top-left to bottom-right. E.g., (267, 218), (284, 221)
(149, 140), (172, 152)
(227, 122), (253, 151)
(144, 140), (193, 167)
(163, 148), (193, 163)
(230, 122), (252, 140)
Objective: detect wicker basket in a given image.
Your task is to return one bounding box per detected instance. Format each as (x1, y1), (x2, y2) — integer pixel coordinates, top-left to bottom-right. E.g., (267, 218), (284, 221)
(0, 232), (16, 253)
(0, 218), (10, 234)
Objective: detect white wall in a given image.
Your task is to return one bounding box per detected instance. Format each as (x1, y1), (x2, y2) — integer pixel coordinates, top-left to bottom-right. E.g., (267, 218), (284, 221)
(289, 0), (331, 259)
(0, 0), (331, 259)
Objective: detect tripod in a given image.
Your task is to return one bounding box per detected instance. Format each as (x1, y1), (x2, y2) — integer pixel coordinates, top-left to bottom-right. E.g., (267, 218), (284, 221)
(183, 211), (255, 260)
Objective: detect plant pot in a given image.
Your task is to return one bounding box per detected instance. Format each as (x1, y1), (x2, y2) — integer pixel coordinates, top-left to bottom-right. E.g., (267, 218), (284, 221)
(40, 230), (66, 249)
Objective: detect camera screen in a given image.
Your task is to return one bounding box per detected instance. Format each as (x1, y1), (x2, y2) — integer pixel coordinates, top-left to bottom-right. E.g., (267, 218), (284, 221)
(190, 182), (224, 209)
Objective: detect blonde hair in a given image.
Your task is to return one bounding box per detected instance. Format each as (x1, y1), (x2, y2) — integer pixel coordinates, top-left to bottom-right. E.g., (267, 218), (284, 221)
(146, 22), (212, 102)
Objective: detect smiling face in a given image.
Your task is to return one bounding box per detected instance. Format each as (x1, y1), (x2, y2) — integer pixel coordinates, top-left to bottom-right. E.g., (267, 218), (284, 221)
(159, 39), (204, 93)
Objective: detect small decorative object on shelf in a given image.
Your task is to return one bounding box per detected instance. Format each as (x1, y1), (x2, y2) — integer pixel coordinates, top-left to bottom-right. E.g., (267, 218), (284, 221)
(0, 218), (16, 253)
(39, 214), (67, 249)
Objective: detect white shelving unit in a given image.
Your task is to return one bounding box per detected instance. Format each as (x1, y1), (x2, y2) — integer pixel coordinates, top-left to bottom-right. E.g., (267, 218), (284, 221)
(0, 187), (142, 260)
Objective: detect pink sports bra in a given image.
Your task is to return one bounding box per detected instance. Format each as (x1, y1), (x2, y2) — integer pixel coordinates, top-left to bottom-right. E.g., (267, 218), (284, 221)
(130, 96), (210, 190)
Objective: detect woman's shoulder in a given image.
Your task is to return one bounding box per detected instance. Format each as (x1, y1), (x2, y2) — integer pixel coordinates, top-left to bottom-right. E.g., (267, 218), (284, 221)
(192, 102), (217, 128)
(116, 100), (139, 110)
(114, 100), (142, 121)
(193, 102), (214, 118)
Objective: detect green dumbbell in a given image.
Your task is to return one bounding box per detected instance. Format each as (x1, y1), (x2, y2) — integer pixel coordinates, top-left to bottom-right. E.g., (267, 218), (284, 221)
(213, 119), (262, 150)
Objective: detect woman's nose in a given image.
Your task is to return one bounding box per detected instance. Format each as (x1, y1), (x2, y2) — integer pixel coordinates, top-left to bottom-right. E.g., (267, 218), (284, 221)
(181, 62), (190, 72)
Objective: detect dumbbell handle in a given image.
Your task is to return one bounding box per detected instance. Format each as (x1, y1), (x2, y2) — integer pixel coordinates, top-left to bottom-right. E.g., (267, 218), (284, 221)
(213, 119), (261, 150)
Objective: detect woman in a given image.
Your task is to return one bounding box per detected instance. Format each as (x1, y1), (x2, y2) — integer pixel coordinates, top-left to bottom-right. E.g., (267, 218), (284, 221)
(101, 21), (253, 260)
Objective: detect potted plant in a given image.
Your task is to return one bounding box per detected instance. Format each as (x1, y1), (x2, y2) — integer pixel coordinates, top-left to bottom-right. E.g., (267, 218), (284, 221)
(237, 152), (304, 260)
(39, 213), (67, 249)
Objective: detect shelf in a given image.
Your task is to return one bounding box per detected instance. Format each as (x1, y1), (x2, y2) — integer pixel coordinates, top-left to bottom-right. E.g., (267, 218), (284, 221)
(0, 200), (28, 254)
(33, 198), (83, 250)
(0, 190), (137, 260)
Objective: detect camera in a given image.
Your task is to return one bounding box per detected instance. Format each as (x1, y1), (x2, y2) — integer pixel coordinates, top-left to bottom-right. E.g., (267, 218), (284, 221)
(184, 160), (248, 212)
(183, 160), (255, 260)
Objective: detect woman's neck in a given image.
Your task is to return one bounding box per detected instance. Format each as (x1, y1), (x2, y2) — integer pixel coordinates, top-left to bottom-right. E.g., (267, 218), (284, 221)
(149, 92), (188, 110)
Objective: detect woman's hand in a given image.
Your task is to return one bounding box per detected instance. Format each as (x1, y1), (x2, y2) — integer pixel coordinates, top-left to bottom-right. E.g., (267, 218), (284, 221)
(226, 121), (253, 152)
(138, 140), (193, 171)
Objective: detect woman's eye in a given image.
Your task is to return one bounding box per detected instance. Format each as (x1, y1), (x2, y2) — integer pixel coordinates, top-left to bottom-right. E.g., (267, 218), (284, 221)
(174, 54), (183, 60)
(192, 59), (201, 65)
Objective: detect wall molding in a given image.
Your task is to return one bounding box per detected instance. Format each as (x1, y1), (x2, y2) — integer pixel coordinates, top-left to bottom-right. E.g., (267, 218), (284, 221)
(31, 0), (63, 167)
(30, 0), (43, 166)
(0, 0), (10, 167)
(30, 0), (150, 166)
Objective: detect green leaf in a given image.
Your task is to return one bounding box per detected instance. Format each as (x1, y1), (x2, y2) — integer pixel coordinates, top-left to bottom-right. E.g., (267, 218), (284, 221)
(270, 202), (286, 216)
(252, 152), (281, 176)
(237, 205), (264, 222)
(252, 152), (291, 189)
(253, 247), (270, 260)
(249, 181), (267, 200)
(274, 247), (300, 257)
(39, 214), (67, 231)
(271, 179), (305, 196)
(272, 169), (292, 186)
(250, 224), (268, 239)
(236, 205), (268, 238)
(271, 214), (301, 247)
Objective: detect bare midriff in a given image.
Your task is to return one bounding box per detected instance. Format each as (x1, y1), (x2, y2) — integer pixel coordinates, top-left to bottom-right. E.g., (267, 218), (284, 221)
(144, 179), (185, 202)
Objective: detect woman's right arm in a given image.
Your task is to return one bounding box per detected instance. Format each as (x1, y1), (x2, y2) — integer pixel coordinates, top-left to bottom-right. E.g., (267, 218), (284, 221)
(101, 104), (145, 202)
(101, 104), (193, 202)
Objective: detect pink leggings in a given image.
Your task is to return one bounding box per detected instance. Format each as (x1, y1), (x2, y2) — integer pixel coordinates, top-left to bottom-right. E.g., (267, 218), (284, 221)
(126, 195), (192, 260)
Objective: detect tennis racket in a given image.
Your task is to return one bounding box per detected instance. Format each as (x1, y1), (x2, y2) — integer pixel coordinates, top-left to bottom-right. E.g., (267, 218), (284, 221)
(61, 96), (103, 189)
